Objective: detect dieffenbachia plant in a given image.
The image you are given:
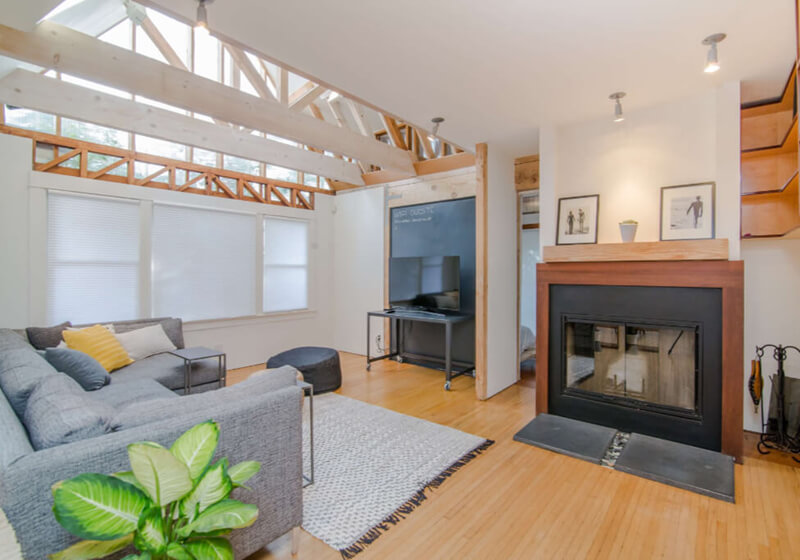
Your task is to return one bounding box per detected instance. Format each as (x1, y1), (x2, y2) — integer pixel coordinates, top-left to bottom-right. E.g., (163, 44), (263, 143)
(49, 420), (261, 560)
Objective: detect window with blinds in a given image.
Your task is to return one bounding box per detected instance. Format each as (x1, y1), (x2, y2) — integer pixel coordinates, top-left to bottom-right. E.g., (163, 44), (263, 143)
(152, 204), (256, 321)
(47, 193), (140, 324)
(263, 217), (308, 313)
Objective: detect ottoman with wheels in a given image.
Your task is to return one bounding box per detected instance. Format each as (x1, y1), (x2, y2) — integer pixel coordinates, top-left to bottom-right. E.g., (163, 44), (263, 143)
(267, 346), (341, 394)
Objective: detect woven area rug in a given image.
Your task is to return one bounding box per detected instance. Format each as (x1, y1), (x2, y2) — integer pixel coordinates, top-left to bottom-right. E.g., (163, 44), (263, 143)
(301, 394), (493, 558)
(0, 508), (22, 559)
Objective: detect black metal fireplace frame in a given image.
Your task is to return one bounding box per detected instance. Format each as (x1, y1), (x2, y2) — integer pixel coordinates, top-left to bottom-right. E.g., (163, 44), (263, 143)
(559, 314), (704, 422)
(548, 284), (723, 451)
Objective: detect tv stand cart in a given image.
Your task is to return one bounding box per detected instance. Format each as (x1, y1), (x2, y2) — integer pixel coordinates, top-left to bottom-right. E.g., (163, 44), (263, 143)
(366, 309), (475, 390)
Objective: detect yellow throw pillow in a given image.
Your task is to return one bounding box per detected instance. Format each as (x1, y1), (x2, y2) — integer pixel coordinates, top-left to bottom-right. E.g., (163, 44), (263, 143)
(62, 324), (133, 372)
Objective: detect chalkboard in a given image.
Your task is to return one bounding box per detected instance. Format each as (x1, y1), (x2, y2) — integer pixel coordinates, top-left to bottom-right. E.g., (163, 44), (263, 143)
(390, 197), (475, 365)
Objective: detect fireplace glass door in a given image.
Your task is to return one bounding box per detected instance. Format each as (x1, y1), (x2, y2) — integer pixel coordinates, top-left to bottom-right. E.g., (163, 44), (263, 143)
(564, 320), (698, 412)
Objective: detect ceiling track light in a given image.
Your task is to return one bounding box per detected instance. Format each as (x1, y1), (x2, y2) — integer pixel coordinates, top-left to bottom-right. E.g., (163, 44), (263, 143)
(609, 92), (625, 123)
(431, 116), (445, 136)
(196, 0), (214, 32)
(702, 33), (726, 73)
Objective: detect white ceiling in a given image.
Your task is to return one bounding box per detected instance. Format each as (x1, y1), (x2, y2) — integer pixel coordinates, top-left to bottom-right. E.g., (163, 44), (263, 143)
(104, 1), (800, 151)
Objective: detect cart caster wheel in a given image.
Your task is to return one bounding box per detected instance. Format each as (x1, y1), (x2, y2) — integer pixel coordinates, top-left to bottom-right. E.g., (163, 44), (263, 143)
(396, 356), (404, 363)
(444, 381), (451, 391)
(366, 364), (371, 371)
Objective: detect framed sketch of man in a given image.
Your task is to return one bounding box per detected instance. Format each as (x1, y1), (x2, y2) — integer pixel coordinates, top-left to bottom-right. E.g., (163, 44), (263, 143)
(556, 194), (599, 245)
(660, 182), (715, 241)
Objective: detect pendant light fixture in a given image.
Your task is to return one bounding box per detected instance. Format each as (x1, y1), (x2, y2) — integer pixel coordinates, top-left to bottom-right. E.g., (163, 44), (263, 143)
(196, 0), (214, 32)
(609, 92), (625, 123)
(702, 33), (726, 73)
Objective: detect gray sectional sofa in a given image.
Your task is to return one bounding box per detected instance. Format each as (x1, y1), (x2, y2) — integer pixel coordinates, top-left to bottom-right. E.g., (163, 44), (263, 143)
(0, 318), (303, 559)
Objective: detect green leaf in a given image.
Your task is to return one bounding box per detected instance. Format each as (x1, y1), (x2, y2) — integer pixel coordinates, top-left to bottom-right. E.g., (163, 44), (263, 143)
(228, 461), (260, 487)
(180, 459), (233, 518)
(184, 538), (233, 560)
(112, 471), (144, 493)
(128, 442), (193, 506)
(133, 507), (167, 554)
(53, 474), (148, 541)
(176, 499), (258, 538)
(170, 420), (220, 481)
(166, 543), (195, 560)
(120, 554), (151, 560)
(48, 534), (133, 560)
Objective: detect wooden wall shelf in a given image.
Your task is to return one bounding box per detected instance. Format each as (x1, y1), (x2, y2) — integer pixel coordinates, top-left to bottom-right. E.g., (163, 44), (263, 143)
(542, 239), (729, 263)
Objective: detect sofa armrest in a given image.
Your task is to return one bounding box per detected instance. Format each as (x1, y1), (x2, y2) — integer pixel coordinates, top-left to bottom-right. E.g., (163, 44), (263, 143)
(1, 385), (303, 559)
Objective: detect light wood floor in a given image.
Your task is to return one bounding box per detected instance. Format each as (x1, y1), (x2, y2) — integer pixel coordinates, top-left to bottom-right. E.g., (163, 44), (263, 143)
(229, 353), (800, 560)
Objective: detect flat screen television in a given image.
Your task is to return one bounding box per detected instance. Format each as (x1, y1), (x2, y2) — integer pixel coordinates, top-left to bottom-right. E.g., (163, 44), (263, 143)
(389, 256), (460, 312)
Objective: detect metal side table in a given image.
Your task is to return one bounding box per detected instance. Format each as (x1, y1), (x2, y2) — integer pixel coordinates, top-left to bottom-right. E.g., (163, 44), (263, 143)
(168, 347), (226, 394)
(297, 380), (314, 487)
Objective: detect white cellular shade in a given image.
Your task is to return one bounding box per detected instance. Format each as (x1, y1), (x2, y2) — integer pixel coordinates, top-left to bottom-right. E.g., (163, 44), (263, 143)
(152, 204), (256, 321)
(47, 193), (140, 324)
(263, 217), (308, 312)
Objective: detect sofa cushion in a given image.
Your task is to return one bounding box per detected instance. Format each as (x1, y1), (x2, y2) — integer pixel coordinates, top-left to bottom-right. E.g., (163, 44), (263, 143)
(0, 385), (33, 467)
(23, 374), (114, 450)
(0, 346), (60, 418)
(111, 353), (222, 391)
(63, 325), (133, 372)
(111, 318), (185, 350)
(0, 328), (32, 353)
(111, 366), (299, 431)
(43, 348), (111, 391)
(88, 378), (178, 409)
(24, 322), (72, 350)
(114, 324), (176, 361)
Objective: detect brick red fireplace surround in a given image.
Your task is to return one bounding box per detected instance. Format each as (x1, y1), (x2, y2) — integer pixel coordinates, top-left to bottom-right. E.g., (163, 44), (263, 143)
(535, 260), (744, 462)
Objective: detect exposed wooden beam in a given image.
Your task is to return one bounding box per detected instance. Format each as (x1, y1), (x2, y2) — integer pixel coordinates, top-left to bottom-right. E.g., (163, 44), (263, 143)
(278, 68), (289, 106)
(417, 128), (436, 159)
(0, 69), (364, 184)
(475, 142), (488, 400)
(139, 17), (187, 69)
(290, 84), (327, 112)
(287, 80), (315, 105)
(223, 43), (275, 100)
(0, 22), (415, 174)
(327, 99), (349, 129)
(344, 98), (372, 137)
(381, 115), (407, 150)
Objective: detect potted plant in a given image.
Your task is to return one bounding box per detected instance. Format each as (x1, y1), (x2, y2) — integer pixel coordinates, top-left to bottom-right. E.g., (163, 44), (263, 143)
(49, 420), (261, 560)
(619, 219), (638, 243)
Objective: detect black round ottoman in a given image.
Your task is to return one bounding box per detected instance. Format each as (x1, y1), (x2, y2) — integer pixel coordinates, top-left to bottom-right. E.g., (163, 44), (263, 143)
(267, 346), (341, 394)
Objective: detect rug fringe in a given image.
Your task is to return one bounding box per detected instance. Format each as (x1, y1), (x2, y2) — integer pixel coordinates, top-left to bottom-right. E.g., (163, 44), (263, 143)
(339, 439), (495, 559)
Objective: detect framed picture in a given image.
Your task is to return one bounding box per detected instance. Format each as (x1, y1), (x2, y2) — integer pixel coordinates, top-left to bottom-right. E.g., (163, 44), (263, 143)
(660, 182), (715, 241)
(556, 194), (599, 245)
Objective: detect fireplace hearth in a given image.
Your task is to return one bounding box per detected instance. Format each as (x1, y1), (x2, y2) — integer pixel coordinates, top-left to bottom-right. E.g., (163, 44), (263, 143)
(536, 260), (744, 461)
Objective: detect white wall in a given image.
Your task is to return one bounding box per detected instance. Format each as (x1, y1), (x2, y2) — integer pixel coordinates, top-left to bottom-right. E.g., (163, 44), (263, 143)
(546, 86), (740, 255)
(485, 144), (519, 397)
(0, 133), (336, 369)
(332, 187), (385, 356)
(741, 238), (800, 432)
(0, 134), (31, 327)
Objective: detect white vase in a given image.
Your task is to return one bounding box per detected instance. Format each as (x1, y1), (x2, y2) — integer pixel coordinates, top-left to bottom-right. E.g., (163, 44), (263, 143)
(619, 223), (638, 243)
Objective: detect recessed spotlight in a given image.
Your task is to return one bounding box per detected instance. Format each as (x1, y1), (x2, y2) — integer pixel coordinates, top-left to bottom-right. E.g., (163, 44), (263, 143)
(609, 92), (625, 123)
(431, 117), (445, 136)
(702, 33), (726, 73)
(196, 0), (214, 33)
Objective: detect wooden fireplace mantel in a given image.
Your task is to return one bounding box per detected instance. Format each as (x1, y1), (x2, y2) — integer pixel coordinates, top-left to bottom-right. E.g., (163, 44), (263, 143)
(535, 260), (744, 462)
(542, 239), (729, 263)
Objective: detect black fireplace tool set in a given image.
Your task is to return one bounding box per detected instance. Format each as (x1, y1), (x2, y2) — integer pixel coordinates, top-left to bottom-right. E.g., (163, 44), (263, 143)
(750, 344), (800, 462)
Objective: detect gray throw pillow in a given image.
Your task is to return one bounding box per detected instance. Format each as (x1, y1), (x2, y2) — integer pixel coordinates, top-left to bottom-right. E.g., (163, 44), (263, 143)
(25, 322), (72, 350)
(44, 348), (111, 391)
(0, 347), (60, 418)
(23, 374), (114, 450)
